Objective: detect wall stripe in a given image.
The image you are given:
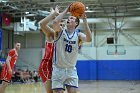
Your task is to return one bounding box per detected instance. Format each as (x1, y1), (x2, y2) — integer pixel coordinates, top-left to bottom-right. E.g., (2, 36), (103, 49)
(76, 60), (140, 80)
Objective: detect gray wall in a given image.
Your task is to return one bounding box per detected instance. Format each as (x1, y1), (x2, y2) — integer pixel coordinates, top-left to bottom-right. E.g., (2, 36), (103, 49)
(14, 32), (44, 48)
(16, 48), (42, 71)
(2, 30), (8, 50)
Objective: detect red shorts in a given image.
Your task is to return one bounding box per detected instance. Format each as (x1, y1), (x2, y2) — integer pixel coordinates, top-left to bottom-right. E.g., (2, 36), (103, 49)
(1, 64), (12, 83)
(38, 59), (52, 83)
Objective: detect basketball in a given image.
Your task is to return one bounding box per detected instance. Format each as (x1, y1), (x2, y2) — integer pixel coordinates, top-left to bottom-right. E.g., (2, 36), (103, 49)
(69, 1), (85, 17)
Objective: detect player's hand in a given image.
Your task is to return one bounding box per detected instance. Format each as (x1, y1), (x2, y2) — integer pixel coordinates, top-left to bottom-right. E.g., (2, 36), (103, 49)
(81, 12), (87, 19)
(8, 68), (12, 74)
(50, 5), (60, 15)
(65, 3), (73, 12)
(50, 7), (55, 14)
(81, 13), (88, 23)
(54, 5), (60, 14)
(67, 3), (72, 12)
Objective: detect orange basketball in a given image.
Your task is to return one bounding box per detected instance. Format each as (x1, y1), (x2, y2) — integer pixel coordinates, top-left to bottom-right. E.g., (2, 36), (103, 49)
(69, 1), (85, 17)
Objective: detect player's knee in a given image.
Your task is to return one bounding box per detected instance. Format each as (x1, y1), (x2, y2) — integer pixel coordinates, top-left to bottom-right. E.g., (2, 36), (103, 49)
(53, 89), (64, 93)
(2, 82), (9, 88)
(67, 87), (77, 93)
(68, 90), (77, 93)
(46, 90), (53, 93)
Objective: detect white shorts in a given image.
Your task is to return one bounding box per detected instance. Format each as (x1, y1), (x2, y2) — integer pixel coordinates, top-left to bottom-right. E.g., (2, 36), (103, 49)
(52, 65), (78, 90)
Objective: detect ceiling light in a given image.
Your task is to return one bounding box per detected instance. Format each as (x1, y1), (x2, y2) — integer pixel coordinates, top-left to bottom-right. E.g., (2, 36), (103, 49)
(25, 12), (29, 14)
(85, 10), (95, 13)
(86, 7), (89, 10)
(1, 0), (9, 3)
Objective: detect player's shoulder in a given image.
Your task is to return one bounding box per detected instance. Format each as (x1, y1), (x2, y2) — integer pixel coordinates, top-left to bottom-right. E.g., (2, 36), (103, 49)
(9, 49), (16, 54)
(77, 29), (84, 36)
(75, 28), (80, 32)
(76, 29), (83, 34)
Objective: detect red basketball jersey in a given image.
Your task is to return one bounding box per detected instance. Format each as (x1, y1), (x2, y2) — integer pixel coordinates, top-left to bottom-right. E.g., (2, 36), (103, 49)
(43, 42), (54, 60)
(1, 49), (18, 82)
(38, 42), (54, 83)
(8, 49), (18, 68)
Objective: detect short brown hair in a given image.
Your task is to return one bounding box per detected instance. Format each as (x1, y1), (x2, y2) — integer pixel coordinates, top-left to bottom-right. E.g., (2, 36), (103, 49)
(14, 42), (20, 44)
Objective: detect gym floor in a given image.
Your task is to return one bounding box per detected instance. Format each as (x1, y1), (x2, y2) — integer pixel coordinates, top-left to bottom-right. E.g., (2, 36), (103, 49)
(5, 80), (140, 93)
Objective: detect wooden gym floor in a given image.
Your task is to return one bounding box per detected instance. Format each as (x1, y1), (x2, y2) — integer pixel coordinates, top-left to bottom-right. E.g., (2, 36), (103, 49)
(3, 80), (140, 93)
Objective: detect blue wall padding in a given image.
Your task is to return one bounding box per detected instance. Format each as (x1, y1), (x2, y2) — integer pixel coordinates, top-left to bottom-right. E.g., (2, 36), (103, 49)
(76, 60), (140, 80)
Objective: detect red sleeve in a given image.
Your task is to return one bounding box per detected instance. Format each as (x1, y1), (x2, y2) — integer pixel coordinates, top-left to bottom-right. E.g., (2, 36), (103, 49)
(8, 49), (15, 57)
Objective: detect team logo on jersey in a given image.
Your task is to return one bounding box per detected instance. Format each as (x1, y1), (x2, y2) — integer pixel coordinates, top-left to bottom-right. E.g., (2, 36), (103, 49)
(64, 38), (76, 44)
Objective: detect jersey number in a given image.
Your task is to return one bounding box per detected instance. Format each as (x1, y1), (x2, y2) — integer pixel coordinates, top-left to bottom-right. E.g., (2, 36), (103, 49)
(65, 44), (72, 53)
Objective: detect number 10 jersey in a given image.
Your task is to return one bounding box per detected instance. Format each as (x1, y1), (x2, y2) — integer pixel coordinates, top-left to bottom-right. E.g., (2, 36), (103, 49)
(53, 29), (80, 68)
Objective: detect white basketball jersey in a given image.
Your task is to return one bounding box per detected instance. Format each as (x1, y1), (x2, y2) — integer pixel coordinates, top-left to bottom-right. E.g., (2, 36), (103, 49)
(53, 29), (80, 68)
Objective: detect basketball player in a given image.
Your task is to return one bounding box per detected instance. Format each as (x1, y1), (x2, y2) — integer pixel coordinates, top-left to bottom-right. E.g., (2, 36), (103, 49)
(51, 5), (92, 93)
(38, 6), (60, 93)
(0, 42), (21, 93)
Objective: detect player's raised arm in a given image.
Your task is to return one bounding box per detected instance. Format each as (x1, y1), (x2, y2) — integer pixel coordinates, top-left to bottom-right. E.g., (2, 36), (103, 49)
(78, 13), (92, 42)
(52, 5), (70, 32)
(40, 6), (59, 36)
